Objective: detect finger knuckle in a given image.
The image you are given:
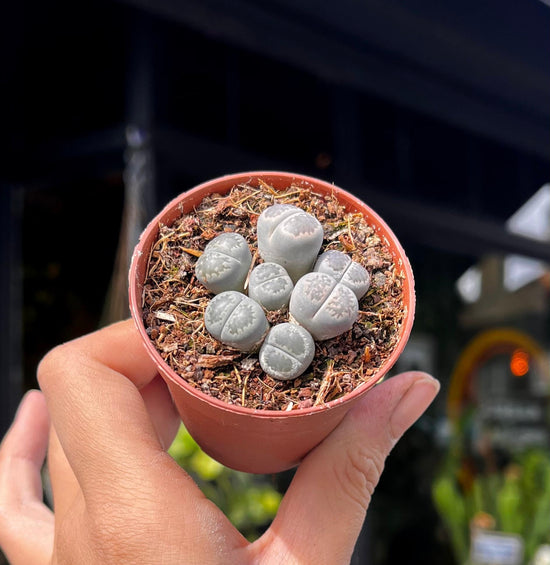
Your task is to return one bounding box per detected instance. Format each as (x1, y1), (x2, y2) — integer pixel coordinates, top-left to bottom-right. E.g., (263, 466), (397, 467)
(37, 342), (75, 390)
(333, 443), (385, 510)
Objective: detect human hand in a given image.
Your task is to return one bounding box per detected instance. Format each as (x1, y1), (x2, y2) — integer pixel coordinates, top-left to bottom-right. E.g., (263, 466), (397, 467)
(0, 320), (439, 565)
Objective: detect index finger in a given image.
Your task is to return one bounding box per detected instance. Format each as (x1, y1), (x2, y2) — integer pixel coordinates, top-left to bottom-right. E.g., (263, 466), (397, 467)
(37, 320), (168, 498)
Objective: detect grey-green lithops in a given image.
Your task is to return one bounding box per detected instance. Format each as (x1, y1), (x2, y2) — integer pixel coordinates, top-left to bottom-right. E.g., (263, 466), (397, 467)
(313, 250), (370, 300)
(289, 272), (359, 341)
(259, 323), (315, 380)
(195, 232), (252, 294)
(204, 291), (269, 351)
(248, 262), (294, 311)
(257, 204), (323, 282)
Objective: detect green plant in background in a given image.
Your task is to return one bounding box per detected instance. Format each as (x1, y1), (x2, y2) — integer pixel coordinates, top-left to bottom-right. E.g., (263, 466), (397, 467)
(168, 425), (282, 540)
(432, 474), (469, 563)
(432, 429), (550, 564)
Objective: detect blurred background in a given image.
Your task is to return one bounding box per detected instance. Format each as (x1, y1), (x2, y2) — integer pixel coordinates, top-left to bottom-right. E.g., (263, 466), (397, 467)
(1, 0), (549, 563)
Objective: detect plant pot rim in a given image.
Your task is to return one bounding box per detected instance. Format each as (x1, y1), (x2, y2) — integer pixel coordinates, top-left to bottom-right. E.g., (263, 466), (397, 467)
(129, 170), (415, 419)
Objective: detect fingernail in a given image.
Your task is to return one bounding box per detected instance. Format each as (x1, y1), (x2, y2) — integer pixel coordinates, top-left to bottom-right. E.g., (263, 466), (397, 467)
(390, 377), (440, 440)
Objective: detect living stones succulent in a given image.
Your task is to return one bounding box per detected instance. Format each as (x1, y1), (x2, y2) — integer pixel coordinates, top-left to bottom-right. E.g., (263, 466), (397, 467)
(204, 291), (269, 352)
(259, 323), (315, 380)
(248, 262), (294, 311)
(289, 272), (359, 341)
(257, 204), (323, 282)
(195, 232), (252, 294)
(313, 250), (371, 300)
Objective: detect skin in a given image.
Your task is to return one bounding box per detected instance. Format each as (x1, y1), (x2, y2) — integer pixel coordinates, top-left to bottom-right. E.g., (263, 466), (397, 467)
(0, 319), (439, 565)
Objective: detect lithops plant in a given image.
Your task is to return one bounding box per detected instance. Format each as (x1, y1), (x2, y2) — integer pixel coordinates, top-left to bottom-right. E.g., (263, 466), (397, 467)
(259, 323), (315, 380)
(313, 250), (371, 300)
(289, 272), (358, 341)
(248, 262), (294, 311)
(257, 204), (323, 282)
(195, 232), (252, 294)
(204, 291), (269, 352)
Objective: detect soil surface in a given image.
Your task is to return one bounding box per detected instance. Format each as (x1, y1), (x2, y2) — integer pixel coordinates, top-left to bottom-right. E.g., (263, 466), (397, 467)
(141, 181), (406, 411)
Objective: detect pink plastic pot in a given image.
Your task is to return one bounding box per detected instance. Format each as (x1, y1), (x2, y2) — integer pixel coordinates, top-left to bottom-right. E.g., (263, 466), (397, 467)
(129, 171), (415, 473)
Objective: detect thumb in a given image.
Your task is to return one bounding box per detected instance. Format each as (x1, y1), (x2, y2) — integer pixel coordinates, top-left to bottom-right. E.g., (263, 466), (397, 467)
(262, 372), (439, 564)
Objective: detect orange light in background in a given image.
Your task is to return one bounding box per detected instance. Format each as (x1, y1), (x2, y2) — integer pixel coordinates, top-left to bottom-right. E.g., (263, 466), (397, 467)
(510, 349), (530, 377)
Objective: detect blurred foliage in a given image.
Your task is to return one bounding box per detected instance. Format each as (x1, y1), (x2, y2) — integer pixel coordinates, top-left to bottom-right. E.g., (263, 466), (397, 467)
(168, 425), (282, 540)
(432, 418), (550, 564)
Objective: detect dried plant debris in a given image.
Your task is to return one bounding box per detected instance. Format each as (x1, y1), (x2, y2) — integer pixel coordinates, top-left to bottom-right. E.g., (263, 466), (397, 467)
(141, 181), (406, 411)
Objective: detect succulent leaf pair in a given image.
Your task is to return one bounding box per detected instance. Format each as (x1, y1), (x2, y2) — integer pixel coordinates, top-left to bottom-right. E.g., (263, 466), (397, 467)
(195, 232), (252, 294)
(248, 262), (294, 311)
(256, 203), (324, 282)
(204, 291), (269, 352)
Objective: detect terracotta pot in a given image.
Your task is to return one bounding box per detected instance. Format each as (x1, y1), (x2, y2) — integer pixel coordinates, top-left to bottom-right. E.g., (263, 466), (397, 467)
(129, 171), (415, 474)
